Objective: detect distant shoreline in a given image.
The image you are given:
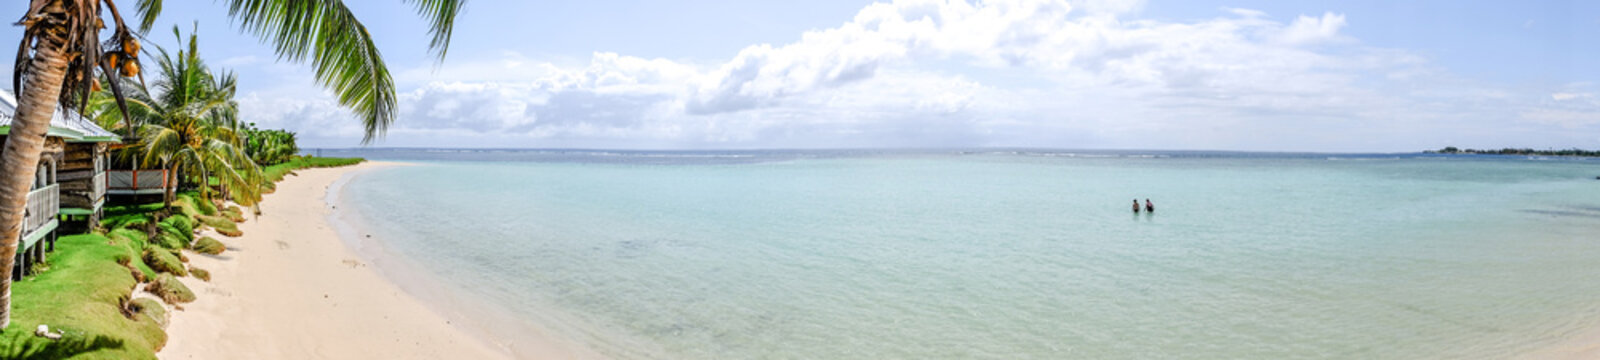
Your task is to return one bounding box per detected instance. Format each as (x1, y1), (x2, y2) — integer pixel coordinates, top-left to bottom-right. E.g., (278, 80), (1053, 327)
(1424, 147), (1600, 157)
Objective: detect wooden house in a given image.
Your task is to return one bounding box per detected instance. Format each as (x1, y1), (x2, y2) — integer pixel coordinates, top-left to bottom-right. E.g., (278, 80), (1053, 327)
(0, 90), (120, 278)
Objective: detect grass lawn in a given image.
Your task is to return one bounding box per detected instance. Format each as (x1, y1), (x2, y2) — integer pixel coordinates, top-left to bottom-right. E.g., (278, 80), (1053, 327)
(0, 234), (163, 359)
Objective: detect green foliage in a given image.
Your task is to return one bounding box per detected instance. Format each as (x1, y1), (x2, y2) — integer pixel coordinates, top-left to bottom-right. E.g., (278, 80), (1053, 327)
(2, 234), (166, 359)
(132, 0), (465, 143)
(142, 250), (187, 277)
(192, 237), (226, 255)
(263, 157), (366, 182)
(146, 274), (195, 304)
(242, 124), (300, 166)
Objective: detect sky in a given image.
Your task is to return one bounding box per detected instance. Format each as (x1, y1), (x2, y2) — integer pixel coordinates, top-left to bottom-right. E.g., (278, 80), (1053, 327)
(4, 0), (1599, 151)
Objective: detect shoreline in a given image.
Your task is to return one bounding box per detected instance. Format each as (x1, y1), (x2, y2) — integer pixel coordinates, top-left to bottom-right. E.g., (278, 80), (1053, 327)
(325, 163), (605, 359)
(155, 161), (582, 359)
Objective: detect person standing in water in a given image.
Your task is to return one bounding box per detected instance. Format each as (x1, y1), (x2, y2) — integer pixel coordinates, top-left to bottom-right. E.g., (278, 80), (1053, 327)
(1133, 199), (1141, 213)
(1145, 199), (1155, 213)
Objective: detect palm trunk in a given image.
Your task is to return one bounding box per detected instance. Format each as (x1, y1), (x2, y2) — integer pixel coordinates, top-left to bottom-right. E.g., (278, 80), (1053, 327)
(0, 1), (73, 330)
(163, 163), (176, 209)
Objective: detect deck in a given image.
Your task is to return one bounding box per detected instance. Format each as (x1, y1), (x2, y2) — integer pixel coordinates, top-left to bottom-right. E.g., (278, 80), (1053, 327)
(15, 184), (59, 280)
(107, 169), (167, 195)
(22, 183), (59, 247)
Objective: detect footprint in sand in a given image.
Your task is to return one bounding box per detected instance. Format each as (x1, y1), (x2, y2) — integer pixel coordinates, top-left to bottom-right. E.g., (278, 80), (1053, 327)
(276, 240), (290, 250)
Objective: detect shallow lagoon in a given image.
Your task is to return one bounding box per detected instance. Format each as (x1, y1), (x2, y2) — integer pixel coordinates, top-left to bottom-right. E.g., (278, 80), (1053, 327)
(332, 149), (1600, 359)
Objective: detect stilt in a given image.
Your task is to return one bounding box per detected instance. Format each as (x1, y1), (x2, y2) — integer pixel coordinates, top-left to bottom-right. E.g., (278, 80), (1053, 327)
(15, 247), (27, 279)
(39, 231), (49, 265)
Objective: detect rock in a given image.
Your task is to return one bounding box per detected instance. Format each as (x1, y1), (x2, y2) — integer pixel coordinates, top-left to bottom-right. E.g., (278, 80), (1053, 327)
(34, 324), (61, 340)
(148, 273), (197, 304)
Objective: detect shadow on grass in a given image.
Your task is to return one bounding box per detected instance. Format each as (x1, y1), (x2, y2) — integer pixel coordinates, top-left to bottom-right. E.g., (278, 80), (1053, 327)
(1, 332), (126, 360)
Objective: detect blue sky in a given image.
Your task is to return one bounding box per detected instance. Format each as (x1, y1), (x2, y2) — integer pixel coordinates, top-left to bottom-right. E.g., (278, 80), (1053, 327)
(5, 0), (1599, 151)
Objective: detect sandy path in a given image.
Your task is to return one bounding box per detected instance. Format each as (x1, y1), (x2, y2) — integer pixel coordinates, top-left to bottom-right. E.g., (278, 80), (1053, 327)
(156, 162), (552, 359)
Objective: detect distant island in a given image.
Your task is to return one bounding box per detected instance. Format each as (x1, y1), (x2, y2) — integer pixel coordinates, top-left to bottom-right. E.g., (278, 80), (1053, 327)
(1425, 147), (1600, 157)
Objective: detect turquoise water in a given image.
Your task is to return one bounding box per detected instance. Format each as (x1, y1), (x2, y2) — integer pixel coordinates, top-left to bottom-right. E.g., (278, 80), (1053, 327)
(330, 150), (1600, 359)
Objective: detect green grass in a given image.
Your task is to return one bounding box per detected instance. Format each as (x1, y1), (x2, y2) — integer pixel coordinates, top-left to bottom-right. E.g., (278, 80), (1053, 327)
(0, 234), (165, 359)
(263, 157), (365, 183)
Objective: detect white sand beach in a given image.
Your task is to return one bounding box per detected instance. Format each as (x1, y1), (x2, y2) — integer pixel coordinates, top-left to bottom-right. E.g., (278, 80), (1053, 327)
(154, 162), (583, 359)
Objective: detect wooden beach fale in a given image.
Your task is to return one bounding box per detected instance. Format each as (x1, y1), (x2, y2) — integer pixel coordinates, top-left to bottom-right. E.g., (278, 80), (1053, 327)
(0, 90), (121, 279)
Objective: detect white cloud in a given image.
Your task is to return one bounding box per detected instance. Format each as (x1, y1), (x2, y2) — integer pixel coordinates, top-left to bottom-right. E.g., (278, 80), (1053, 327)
(1276, 12), (1347, 45)
(235, 0), (1594, 151)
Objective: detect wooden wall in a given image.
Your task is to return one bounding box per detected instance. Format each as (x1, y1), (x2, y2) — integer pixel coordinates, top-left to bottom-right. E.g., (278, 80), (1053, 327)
(58, 142), (105, 211)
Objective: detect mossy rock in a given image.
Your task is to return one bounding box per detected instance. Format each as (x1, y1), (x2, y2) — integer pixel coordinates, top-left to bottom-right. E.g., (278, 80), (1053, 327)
(192, 236), (226, 255)
(161, 215), (195, 239)
(127, 297), (169, 329)
(196, 215), (242, 236)
(150, 229), (187, 250)
(190, 267), (211, 282)
(222, 206), (246, 222)
(143, 249), (187, 277)
(155, 218), (194, 249)
(147, 274), (196, 304)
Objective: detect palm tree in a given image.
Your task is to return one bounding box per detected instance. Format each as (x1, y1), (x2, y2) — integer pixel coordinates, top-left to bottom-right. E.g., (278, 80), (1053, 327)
(0, 0), (143, 331)
(109, 26), (265, 209)
(242, 126), (299, 166)
(0, 0), (465, 329)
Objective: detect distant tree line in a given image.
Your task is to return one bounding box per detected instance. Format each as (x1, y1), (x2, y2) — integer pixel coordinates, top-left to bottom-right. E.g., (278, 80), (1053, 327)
(1427, 146), (1600, 157)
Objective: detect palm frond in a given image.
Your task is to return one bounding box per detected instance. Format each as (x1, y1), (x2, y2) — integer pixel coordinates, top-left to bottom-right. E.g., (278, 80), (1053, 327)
(402, 0), (466, 61)
(223, 0), (394, 143)
(135, 0), (162, 34)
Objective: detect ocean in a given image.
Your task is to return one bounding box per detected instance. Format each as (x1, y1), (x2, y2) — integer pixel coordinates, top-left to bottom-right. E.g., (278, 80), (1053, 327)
(321, 149), (1600, 359)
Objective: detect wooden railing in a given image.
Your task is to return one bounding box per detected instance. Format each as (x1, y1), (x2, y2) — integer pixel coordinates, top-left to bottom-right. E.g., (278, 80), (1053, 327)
(92, 171), (107, 203)
(24, 184), (58, 235)
(107, 169), (168, 194)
